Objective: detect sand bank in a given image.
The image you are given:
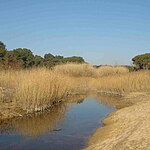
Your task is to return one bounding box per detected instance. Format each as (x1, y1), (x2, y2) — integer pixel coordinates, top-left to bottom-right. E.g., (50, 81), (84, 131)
(85, 92), (150, 150)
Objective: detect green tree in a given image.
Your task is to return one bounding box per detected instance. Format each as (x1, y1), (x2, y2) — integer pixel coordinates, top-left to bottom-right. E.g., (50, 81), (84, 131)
(13, 48), (34, 67)
(63, 56), (85, 63)
(0, 41), (7, 57)
(33, 55), (43, 66)
(0, 41), (6, 50)
(43, 53), (62, 68)
(0, 41), (86, 69)
(55, 55), (64, 59)
(132, 53), (150, 70)
(3, 51), (24, 69)
(44, 53), (55, 60)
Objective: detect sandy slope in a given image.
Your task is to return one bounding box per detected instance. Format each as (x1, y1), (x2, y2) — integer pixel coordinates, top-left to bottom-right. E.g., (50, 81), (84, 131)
(85, 93), (150, 150)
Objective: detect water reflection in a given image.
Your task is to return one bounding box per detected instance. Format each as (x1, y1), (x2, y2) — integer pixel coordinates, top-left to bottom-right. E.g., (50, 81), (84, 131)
(13, 103), (69, 137)
(0, 95), (118, 150)
(0, 95), (86, 137)
(0, 121), (15, 135)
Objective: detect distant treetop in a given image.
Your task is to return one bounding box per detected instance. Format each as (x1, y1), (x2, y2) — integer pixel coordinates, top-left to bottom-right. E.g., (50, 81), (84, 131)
(0, 41), (85, 69)
(132, 53), (150, 70)
(0, 41), (6, 50)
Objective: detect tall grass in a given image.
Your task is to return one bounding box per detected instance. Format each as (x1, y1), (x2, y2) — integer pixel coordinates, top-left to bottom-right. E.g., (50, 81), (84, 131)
(54, 63), (150, 94)
(96, 65), (129, 76)
(0, 68), (87, 112)
(54, 63), (97, 77)
(0, 63), (149, 115)
(92, 71), (150, 94)
(54, 63), (129, 77)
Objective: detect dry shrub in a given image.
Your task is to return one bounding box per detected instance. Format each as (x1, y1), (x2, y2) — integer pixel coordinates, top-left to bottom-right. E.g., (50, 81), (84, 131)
(54, 63), (129, 78)
(54, 63), (97, 77)
(96, 66), (129, 77)
(92, 71), (150, 94)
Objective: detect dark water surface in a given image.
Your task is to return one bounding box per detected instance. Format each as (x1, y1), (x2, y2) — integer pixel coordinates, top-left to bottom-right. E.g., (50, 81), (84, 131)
(0, 96), (116, 150)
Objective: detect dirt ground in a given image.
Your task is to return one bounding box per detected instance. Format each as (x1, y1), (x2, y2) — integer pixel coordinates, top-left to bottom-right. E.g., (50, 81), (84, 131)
(85, 92), (150, 150)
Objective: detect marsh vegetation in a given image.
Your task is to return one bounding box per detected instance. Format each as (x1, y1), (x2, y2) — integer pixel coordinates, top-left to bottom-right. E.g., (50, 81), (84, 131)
(0, 41), (150, 150)
(0, 62), (150, 118)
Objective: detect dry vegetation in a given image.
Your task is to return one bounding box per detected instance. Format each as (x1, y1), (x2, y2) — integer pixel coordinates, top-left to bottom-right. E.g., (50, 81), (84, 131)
(0, 63), (149, 117)
(91, 70), (150, 95)
(54, 63), (129, 77)
(96, 65), (129, 76)
(54, 63), (97, 77)
(0, 68), (89, 113)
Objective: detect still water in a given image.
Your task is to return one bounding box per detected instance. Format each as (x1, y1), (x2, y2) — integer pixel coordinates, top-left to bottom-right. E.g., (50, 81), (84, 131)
(0, 96), (116, 150)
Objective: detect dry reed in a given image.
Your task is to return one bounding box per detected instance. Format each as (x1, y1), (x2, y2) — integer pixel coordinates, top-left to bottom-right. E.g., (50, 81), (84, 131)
(54, 63), (97, 77)
(54, 63), (129, 77)
(96, 65), (129, 76)
(92, 71), (150, 94)
(0, 63), (149, 115)
(0, 68), (86, 112)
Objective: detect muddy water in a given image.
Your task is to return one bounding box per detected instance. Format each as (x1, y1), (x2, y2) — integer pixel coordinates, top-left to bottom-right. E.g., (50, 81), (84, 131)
(0, 95), (117, 150)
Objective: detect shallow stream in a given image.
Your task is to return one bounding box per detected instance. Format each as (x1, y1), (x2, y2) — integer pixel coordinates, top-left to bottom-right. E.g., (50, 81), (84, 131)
(0, 95), (117, 150)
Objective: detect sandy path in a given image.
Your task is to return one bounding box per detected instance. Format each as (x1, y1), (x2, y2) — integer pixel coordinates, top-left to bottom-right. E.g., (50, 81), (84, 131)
(85, 93), (150, 150)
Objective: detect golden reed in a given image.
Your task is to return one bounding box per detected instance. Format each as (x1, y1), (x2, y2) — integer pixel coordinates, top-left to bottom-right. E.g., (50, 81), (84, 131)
(0, 64), (149, 113)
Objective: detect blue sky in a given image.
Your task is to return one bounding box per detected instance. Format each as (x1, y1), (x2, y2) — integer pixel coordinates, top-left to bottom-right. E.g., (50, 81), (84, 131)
(0, 0), (150, 65)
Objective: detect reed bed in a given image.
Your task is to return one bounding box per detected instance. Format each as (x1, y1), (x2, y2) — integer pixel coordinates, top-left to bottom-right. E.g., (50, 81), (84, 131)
(0, 68), (87, 112)
(0, 63), (149, 115)
(54, 63), (129, 77)
(54, 63), (97, 77)
(92, 71), (150, 94)
(54, 63), (149, 94)
(96, 65), (129, 77)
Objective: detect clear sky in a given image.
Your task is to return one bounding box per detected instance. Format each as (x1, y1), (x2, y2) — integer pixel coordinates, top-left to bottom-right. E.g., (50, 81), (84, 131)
(0, 0), (150, 65)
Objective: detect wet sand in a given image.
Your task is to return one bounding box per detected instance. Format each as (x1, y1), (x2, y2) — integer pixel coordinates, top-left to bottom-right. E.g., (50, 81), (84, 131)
(85, 92), (150, 150)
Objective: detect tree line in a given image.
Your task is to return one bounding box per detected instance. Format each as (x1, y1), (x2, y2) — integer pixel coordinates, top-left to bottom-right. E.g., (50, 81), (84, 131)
(0, 41), (85, 69)
(0, 41), (149, 70)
